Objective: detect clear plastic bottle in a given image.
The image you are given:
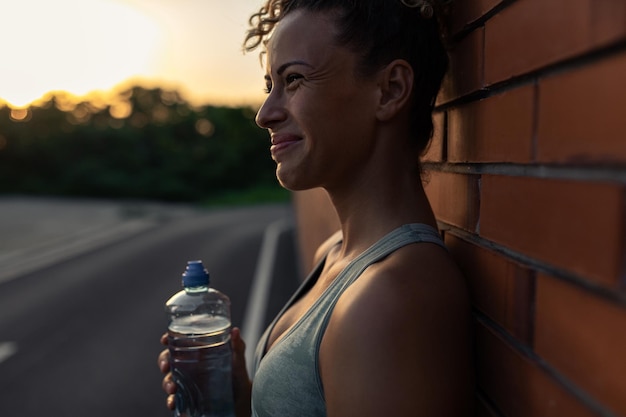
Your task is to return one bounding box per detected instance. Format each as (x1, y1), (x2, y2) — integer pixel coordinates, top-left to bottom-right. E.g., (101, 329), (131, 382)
(165, 260), (235, 417)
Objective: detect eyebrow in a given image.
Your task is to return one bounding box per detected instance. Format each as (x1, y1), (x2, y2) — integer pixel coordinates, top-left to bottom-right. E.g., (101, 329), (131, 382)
(264, 60), (314, 81)
(277, 60), (313, 75)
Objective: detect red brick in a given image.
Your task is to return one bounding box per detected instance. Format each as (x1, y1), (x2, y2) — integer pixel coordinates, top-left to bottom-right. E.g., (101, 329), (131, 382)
(438, 28), (484, 104)
(446, 235), (534, 343)
(485, 0), (592, 84)
(448, 85), (534, 163)
(535, 273), (626, 416)
(591, 1), (626, 46)
(447, 0), (502, 34)
(476, 322), (598, 417)
(537, 52), (626, 163)
(480, 175), (625, 287)
(423, 172), (480, 231)
(421, 111), (444, 162)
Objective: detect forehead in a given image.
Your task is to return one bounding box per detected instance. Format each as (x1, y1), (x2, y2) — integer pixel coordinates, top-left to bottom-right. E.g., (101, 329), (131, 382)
(264, 9), (339, 69)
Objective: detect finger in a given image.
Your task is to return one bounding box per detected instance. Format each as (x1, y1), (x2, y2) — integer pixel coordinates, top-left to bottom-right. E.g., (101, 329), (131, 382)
(167, 394), (176, 410)
(231, 327), (247, 370)
(160, 333), (168, 345)
(158, 349), (170, 373)
(162, 373), (176, 394)
(231, 327), (246, 355)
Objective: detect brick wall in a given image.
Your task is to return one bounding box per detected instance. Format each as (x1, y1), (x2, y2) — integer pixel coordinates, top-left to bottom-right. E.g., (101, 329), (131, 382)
(425, 1), (626, 416)
(291, 1), (626, 415)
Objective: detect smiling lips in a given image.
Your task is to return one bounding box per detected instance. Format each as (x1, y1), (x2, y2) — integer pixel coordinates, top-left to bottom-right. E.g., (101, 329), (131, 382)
(270, 134), (302, 156)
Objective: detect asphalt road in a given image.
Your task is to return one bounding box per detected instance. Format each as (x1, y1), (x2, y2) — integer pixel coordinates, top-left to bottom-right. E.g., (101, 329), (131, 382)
(0, 198), (299, 417)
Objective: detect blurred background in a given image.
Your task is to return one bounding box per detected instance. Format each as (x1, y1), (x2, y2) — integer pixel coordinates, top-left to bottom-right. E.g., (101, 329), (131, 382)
(0, 1), (300, 415)
(0, 0), (285, 204)
(1, 0), (267, 108)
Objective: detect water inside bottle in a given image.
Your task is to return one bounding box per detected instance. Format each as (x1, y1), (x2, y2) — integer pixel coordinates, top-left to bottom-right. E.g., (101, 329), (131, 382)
(168, 314), (234, 417)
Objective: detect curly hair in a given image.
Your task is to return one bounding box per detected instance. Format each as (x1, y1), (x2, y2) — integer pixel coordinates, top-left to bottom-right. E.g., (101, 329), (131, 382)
(244, 0), (449, 155)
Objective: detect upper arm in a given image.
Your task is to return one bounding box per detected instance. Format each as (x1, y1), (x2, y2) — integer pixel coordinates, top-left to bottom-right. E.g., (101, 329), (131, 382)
(319, 247), (474, 417)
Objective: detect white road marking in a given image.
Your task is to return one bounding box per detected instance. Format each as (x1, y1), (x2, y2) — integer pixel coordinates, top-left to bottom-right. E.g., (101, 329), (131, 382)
(0, 342), (18, 364)
(241, 219), (291, 376)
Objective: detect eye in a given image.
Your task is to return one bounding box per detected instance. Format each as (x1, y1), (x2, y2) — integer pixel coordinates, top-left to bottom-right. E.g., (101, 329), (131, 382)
(285, 73), (303, 86)
(263, 75), (274, 94)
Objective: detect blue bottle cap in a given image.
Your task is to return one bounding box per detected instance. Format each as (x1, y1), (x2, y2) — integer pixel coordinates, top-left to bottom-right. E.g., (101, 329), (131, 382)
(182, 260), (210, 287)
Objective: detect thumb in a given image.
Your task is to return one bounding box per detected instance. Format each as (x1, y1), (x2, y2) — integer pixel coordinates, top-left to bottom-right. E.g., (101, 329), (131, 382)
(231, 327), (250, 379)
(231, 327), (247, 360)
(230, 327), (253, 417)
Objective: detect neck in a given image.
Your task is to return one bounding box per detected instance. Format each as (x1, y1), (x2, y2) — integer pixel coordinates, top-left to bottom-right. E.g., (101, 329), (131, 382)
(325, 166), (437, 258)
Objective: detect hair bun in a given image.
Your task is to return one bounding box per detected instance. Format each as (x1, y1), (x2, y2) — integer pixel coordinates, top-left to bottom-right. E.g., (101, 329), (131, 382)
(401, 0), (454, 19)
(400, 0), (435, 19)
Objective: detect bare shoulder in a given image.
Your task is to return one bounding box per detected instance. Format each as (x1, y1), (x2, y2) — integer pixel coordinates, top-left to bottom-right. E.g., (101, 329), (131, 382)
(320, 242), (474, 417)
(342, 242), (470, 326)
(383, 242), (469, 310)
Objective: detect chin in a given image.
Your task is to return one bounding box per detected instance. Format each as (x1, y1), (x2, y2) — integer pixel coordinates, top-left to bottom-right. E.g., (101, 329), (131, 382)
(276, 172), (314, 192)
(275, 160), (322, 191)
(276, 177), (301, 192)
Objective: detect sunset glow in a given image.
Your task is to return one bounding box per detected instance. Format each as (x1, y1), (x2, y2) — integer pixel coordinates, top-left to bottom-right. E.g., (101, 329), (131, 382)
(0, 0), (162, 108)
(0, 0), (266, 109)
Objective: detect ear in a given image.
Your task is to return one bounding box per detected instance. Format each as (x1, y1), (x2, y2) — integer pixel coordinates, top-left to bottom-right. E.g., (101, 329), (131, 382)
(375, 59), (414, 122)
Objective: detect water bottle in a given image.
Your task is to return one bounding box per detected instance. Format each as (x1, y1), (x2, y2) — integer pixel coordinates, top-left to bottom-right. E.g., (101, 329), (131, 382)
(165, 260), (235, 417)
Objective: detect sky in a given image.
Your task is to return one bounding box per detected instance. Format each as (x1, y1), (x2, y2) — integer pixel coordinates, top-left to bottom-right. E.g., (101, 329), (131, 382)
(0, 0), (268, 108)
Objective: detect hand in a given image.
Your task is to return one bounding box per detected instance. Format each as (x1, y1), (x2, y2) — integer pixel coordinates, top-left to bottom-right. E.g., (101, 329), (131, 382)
(231, 327), (253, 417)
(158, 333), (176, 410)
(158, 328), (253, 417)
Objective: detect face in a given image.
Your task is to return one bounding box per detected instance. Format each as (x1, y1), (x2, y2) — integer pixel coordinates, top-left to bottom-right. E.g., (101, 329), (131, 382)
(255, 9), (380, 192)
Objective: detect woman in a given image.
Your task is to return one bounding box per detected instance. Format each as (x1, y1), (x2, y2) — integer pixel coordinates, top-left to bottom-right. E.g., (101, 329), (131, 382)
(160, 0), (474, 416)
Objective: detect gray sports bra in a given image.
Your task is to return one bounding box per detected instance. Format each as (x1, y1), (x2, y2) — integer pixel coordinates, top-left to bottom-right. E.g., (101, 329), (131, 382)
(251, 223), (446, 417)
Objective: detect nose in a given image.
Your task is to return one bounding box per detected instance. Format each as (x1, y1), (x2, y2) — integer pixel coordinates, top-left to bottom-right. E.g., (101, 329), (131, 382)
(255, 91), (287, 129)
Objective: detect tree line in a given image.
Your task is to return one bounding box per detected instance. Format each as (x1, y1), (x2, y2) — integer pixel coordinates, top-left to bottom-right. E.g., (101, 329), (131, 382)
(0, 86), (282, 203)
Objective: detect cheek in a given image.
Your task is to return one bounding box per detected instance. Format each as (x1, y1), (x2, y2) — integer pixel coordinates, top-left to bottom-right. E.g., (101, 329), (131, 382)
(293, 81), (375, 146)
